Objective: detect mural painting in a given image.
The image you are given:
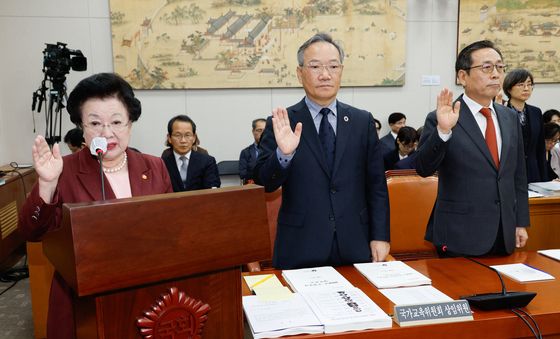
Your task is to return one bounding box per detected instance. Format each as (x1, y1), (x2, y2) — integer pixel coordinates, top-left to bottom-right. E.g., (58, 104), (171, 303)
(458, 0), (560, 83)
(109, 0), (407, 89)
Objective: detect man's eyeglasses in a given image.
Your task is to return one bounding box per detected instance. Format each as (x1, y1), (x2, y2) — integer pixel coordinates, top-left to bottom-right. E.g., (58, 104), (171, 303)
(467, 63), (507, 74)
(302, 63), (343, 75)
(83, 120), (130, 133)
(171, 133), (194, 140)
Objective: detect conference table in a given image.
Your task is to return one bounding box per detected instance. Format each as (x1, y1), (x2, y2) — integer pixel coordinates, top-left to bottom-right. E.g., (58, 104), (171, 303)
(0, 165), (36, 267)
(527, 196), (560, 251)
(243, 252), (560, 338)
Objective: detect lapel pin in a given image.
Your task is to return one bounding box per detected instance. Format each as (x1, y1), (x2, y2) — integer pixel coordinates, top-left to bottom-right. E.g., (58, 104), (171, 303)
(344, 116), (349, 122)
(142, 174), (148, 180)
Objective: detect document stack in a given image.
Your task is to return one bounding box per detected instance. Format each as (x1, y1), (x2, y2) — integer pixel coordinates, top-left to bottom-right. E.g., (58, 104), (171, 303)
(281, 266), (354, 292)
(301, 286), (393, 333)
(490, 263), (555, 283)
(282, 266), (392, 333)
(354, 261), (431, 289)
(242, 293), (323, 338)
(529, 181), (560, 196)
(538, 249), (560, 261)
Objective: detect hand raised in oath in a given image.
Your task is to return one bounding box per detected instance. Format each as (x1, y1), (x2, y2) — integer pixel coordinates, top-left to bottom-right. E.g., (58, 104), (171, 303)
(272, 107), (302, 156)
(436, 88), (460, 134)
(32, 135), (63, 203)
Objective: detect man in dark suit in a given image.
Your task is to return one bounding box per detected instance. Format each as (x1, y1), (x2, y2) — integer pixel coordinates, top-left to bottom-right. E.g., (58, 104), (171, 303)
(416, 40), (529, 257)
(162, 115), (220, 192)
(379, 112), (406, 153)
(239, 118), (266, 184)
(254, 33), (390, 269)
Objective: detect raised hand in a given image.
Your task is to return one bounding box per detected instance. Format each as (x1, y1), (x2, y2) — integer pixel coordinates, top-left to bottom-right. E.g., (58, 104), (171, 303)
(436, 88), (460, 134)
(32, 135), (63, 203)
(271, 107), (302, 155)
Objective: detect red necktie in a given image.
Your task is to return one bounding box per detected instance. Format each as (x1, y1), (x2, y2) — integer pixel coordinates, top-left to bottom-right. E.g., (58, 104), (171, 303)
(479, 107), (499, 168)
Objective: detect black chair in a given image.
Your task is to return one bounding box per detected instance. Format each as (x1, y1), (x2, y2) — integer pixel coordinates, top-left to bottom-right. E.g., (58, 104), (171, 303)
(217, 160), (242, 186)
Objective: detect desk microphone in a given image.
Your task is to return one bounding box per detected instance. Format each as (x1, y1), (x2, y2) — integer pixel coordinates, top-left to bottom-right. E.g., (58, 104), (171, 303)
(90, 137), (107, 157)
(454, 252), (537, 310)
(90, 137), (107, 200)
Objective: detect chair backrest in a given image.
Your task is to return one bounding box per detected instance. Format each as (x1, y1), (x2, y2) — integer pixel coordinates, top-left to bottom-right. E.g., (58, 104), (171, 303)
(217, 160), (241, 186)
(217, 160), (240, 176)
(386, 169), (438, 260)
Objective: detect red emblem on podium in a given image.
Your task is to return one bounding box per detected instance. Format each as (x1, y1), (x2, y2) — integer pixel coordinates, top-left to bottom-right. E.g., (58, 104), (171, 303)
(136, 287), (211, 338)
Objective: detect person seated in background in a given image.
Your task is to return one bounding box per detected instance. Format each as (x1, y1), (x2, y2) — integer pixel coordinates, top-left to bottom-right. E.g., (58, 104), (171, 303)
(503, 68), (546, 183)
(161, 114), (220, 192)
(239, 118), (266, 184)
(18, 72), (173, 339)
(373, 118), (382, 135)
(383, 126), (418, 170)
(379, 112), (406, 153)
(544, 122), (560, 180)
(63, 127), (85, 153)
(543, 109), (560, 125)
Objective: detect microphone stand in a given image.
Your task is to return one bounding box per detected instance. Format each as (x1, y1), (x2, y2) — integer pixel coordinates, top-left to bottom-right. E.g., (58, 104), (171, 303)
(461, 256), (536, 310)
(97, 152), (106, 200)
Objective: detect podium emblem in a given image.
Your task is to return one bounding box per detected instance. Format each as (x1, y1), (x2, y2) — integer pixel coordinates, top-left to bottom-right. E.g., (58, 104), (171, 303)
(136, 287), (211, 338)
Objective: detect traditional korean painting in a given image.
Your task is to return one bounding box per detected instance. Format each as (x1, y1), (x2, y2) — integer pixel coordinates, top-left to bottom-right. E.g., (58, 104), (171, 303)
(109, 0), (407, 89)
(458, 0), (560, 83)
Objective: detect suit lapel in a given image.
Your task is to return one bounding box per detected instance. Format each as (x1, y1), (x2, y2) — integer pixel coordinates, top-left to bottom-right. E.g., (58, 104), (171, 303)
(76, 149), (116, 200)
(495, 104), (512, 171)
(127, 150), (152, 196)
(185, 151), (198, 188)
(332, 101), (351, 176)
(456, 96), (498, 171)
(162, 149), (183, 191)
(291, 99), (331, 177)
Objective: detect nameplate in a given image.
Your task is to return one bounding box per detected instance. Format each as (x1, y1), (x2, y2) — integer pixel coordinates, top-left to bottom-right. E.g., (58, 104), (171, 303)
(394, 300), (473, 327)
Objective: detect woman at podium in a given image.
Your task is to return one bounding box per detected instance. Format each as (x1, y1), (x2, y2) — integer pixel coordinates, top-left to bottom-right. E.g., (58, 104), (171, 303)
(18, 73), (173, 339)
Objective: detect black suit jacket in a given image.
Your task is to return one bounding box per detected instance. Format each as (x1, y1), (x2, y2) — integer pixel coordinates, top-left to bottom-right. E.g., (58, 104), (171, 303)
(394, 151), (418, 170)
(239, 143), (258, 182)
(416, 96), (529, 256)
(379, 132), (396, 154)
(383, 149), (400, 171)
(161, 148), (221, 192)
(254, 98), (389, 269)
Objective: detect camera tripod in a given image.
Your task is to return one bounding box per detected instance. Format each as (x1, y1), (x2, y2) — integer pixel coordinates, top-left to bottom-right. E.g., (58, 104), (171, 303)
(32, 75), (67, 146)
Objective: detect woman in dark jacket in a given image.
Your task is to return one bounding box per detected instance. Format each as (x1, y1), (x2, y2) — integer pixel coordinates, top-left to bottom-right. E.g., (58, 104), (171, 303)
(503, 68), (546, 183)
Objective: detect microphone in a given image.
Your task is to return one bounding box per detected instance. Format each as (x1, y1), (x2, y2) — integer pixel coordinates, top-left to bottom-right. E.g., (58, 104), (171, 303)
(90, 137), (107, 157)
(446, 248), (537, 310)
(90, 137), (107, 200)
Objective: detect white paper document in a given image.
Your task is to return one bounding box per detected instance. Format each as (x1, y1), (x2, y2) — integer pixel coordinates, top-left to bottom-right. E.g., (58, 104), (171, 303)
(243, 293), (323, 338)
(538, 249), (560, 261)
(282, 266), (354, 292)
(530, 181), (560, 191)
(380, 285), (453, 306)
(490, 263), (555, 282)
(528, 190), (544, 198)
(354, 261), (431, 289)
(301, 287), (392, 333)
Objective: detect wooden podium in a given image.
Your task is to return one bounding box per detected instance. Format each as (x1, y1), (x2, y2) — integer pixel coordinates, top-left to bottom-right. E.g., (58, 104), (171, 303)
(42, 185), (270, 338)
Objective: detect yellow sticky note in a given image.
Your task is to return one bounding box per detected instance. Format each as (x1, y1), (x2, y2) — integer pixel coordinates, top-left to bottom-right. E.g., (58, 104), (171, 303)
(243, 274), (283, 291)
